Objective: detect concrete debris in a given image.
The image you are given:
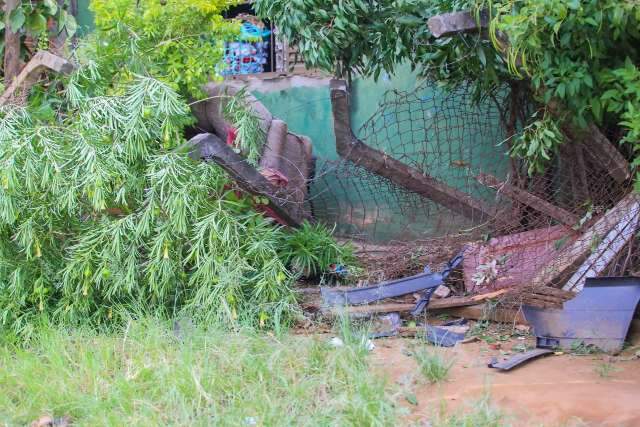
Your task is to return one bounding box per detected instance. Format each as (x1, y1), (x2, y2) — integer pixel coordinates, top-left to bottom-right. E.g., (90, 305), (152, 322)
(433, 285), (451, 299)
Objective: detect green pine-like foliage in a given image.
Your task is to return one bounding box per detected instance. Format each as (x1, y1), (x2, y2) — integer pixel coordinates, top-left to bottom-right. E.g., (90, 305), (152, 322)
(0, 1), (353, 338)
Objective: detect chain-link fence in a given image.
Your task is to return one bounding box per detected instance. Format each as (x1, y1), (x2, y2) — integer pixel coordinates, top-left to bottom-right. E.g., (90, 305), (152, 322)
(305, 80), (636, 294)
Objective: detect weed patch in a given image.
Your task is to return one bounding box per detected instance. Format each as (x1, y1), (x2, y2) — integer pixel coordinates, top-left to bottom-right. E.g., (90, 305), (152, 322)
(433, 394), (509, 427)
(413, 347), (453, 384)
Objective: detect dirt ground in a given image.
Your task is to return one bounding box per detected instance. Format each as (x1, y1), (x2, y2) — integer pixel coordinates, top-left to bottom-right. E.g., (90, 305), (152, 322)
(372, 334), (640, 427)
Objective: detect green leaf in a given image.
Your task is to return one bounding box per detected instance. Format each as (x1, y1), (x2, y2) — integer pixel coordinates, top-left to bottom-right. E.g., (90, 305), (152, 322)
(396, 15), (423, 26)
(478, 47), (487, 66)
(568, 0), (580, 10)
(43, 0), (58, 15)
(592, 98), (602, 121)
(404, 393), (418, 406)
(9, 8), (26, 32)
(63, 12), (78, 37)
(584, 74), (593, 88)
(26, 13), (48, 35)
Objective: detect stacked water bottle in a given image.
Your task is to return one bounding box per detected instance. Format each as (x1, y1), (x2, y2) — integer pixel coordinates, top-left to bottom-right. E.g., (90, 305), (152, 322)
(222, 22), (271, 75)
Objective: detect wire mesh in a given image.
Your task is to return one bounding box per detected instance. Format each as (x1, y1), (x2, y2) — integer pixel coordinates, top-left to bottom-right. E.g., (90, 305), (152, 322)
(305, 79), (637, 293)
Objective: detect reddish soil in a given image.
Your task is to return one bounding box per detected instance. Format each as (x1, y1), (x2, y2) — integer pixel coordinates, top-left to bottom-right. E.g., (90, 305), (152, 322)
(371, 337), (640, 426)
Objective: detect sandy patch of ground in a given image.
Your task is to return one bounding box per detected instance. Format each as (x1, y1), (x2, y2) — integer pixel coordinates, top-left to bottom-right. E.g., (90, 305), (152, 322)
(371, 336), (640, 426)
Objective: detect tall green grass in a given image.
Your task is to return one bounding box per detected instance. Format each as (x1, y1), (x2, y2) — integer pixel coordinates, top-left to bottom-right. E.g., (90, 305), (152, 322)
(413, 347), (454, 384)
(0, 319), (396, 426)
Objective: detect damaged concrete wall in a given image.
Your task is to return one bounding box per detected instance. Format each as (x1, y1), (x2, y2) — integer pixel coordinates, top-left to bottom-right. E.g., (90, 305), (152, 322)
(252, 65), (510, 241)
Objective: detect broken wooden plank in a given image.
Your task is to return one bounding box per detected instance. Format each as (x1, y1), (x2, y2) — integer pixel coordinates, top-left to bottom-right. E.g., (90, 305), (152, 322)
(436, 304), (527, 324)
(186, 133), (303, 227)
(476, 172), (579, 227)
(330, 79), (497, 222)
(1, 51), (75, 105)
(582, 124), (630, 184)
(328, 289), (509, 315)
(563, 198), (640, 292)
(515, 287), (576, 309)
(427, 9), (489, 38)
(531, 193), (640, 288)
(560, 122), (630, 185)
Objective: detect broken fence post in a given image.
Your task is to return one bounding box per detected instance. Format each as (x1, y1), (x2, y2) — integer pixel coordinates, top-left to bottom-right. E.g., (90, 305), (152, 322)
(476, 172), (579, 228)
(186, 133), (304, 227)
(427, 9), (489, 38)
(0, 51), (75, 106)
(330, 79), (498, 223)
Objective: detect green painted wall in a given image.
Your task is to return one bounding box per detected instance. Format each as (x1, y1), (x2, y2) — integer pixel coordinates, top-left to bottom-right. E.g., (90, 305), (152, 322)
(253, 68), (510, 241)
(69, 4), (508, 240)
(77, 0), (95, 36)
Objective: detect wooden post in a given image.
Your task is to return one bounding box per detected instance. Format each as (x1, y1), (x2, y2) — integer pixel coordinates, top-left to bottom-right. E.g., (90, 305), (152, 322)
(476, 172), (579, 228)
(581, 124), (630, 184)
(330, 79), (498, 223)
(427, 10), (489, 38)
(186, 133), (303, 227)
(558, 115), (630, 185)
(3, 0), (22, 84)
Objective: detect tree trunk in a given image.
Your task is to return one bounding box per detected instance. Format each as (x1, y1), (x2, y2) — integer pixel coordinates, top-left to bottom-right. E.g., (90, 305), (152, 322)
(3, 0), (22, 84)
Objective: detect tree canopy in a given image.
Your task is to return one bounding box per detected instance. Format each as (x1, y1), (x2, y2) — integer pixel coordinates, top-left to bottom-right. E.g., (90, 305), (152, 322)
(257, 0), (640, 179)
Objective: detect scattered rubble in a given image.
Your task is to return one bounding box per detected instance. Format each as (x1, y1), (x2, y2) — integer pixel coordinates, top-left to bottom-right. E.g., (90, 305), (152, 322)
(30, 415), (72, 427)
(488, 349), (554, 371)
